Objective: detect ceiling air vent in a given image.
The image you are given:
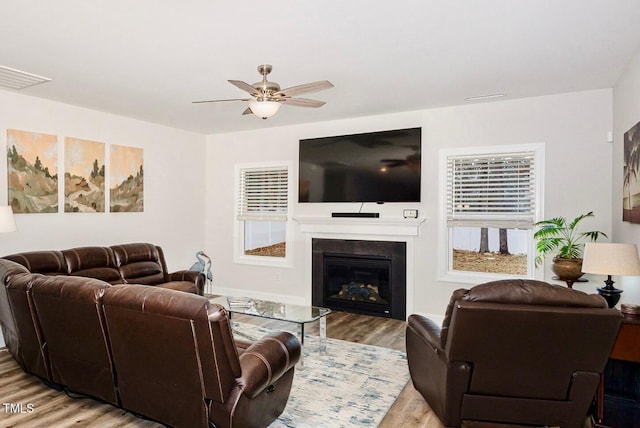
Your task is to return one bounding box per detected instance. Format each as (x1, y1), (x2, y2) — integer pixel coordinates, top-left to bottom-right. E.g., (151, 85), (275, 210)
(0, 65), (51, 90)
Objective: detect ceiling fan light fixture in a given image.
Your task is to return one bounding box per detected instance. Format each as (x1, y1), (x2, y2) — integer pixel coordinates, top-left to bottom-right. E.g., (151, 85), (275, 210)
(248, 100), (281, 119)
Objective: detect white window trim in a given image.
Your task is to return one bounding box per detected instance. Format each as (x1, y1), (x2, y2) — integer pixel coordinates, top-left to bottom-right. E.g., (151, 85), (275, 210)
(233, 161), (293, 268)
(438, 143), (545, 284)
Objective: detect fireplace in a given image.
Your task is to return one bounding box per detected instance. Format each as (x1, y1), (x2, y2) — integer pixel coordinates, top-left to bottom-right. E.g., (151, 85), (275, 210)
(312, 239), (406, 320)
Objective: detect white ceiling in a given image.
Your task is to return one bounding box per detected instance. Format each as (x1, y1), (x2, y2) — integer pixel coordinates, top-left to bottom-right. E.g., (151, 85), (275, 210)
(2, 0), (640, 135)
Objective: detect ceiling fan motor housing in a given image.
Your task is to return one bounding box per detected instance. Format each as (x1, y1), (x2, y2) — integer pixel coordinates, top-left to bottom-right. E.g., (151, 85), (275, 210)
(252, 82), (281, 101)
(253, 64), (280, 101)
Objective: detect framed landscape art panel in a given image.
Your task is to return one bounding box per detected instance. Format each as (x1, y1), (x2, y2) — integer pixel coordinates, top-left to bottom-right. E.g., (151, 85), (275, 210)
(64, 137), (105, 212)
(109, 144), (143, 212)
(623, 120), (640, 223)
(7, 129), (58, 213)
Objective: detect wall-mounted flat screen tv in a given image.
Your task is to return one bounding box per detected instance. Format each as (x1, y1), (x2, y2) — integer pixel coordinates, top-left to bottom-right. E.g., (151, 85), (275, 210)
(299, 127), (421, 203)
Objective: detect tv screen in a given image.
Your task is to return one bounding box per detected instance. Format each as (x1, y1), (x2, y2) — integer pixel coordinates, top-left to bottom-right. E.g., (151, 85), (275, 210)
(299, 127), (421, 203)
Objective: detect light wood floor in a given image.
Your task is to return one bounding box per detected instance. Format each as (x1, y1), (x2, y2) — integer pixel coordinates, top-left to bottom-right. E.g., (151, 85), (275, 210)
(0, 310), (588, 427)
(0, 310), (437, 428)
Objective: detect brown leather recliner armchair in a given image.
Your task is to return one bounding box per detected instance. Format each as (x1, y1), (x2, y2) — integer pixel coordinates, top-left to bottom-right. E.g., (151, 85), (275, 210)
(406, 279), (623, 428)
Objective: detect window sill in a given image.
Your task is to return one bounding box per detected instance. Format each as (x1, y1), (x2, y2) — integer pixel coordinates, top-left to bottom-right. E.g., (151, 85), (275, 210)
(439, 270), (529, 285)
(234, 254), (292, 268)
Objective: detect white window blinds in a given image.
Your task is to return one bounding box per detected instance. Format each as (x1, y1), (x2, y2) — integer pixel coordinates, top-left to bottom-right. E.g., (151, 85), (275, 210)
(446, 151), (536, 229)
(238, 166), (288, 221)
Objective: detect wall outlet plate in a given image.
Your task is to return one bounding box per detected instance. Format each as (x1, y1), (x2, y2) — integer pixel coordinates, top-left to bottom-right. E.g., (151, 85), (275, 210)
(403, 209), (418, 218)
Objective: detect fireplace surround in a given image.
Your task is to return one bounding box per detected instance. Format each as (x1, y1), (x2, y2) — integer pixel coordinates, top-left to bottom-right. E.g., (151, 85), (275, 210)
(311, 238), (406, 320)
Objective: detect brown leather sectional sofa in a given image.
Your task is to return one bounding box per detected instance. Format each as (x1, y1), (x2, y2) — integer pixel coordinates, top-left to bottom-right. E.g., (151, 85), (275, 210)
(3, 242), (205, 294)
(0, 243), (302, 427)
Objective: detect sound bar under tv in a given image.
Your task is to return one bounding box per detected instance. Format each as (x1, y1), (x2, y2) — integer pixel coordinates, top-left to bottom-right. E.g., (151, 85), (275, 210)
(331, 212), (380, 218)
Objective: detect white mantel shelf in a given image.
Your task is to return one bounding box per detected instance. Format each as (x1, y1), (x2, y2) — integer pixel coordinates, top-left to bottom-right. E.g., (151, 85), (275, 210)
(294, 216), (426, 237)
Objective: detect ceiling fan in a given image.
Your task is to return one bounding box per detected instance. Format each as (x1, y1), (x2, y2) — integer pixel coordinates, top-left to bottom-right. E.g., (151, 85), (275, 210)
(193, 64), (334, 119)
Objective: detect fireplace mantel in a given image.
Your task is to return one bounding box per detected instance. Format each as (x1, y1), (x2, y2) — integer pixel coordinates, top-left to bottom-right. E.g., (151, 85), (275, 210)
(294, 216), (425, 237)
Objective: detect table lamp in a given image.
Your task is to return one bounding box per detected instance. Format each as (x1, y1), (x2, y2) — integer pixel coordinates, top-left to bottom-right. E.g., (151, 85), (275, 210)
(0, 206), (16, 233)
(582, 242), (640, 309)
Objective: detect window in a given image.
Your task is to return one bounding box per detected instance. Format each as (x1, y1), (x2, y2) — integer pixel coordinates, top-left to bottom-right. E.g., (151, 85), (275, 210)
(439, 144), (544, 282)
(235, 163), (291, 266)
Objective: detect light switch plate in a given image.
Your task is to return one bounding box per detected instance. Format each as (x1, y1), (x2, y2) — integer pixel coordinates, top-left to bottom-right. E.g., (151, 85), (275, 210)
(403, 209), (418, 218)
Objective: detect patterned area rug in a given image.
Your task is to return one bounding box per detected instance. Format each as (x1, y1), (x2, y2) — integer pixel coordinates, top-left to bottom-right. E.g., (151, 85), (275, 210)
(233, 323), (409, 428)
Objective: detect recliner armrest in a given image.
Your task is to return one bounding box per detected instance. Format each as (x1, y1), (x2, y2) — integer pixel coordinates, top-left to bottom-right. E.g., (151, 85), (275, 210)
(407, 314), (442, 351)
(238, 331), (301, 398)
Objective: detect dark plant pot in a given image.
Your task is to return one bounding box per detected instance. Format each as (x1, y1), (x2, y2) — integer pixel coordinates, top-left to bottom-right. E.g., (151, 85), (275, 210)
(551, 257), (584, 281)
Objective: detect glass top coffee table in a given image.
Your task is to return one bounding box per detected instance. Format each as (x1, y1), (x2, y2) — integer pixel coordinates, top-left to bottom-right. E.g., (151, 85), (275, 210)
(208, 296), (331, 356)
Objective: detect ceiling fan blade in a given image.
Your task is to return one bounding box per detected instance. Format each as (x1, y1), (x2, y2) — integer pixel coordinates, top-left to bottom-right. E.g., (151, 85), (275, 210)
(280, 98), (326, 108)
(192, 98), (250, 104)
(242, 107), (253, 115)
(229, 80), (260, 95)
(274, 80), (333, 97)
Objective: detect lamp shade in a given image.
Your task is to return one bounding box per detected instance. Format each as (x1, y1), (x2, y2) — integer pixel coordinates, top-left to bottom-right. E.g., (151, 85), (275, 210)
(248, 100), (281, 118)
(0, 206), (16, 233)
(582, 242), (640, 276)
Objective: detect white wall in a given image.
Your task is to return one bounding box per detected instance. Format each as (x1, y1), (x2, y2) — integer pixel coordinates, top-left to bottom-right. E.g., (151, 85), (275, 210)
(0, 90), (207, 272)
(0, 86), (616, 347)
(612, 46), (640, 305)
(205, 89), (613, 321)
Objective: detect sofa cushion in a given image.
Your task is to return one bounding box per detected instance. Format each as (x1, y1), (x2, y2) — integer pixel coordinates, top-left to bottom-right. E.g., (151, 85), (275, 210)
(62, 247), (122, 284)
(111, 243), (166, 285)
(4, 251), (66, 275)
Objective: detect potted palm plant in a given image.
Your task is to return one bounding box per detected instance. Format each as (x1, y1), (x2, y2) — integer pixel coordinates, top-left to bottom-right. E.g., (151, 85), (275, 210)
(534, 211), (607, 281)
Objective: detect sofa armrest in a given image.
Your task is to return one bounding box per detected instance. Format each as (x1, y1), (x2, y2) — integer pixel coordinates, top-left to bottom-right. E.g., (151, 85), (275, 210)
(407, 314), (471, 427)
(238, 331), (301, 398)
(407, 314), (442, 351)
(166, 270), (205, 295)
